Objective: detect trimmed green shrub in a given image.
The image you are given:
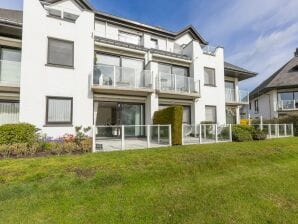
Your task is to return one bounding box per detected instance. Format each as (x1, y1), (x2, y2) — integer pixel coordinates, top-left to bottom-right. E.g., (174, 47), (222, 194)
(0, 123), (39, 145)
(252, 129), (267, 140)
(232, 125), (254, 142)
(153, 106), (183, 145)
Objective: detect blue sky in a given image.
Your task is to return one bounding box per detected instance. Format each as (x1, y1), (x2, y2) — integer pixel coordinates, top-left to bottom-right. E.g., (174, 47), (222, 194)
(1, 0), (298, 90)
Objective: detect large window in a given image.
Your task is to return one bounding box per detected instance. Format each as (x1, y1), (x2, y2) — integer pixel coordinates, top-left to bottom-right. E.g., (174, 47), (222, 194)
(118, 31), (141, 45)
(204, 67), (216, 86)
(158, 63), (189, 76)
(95, 102), (145, 137)
(205, 106), (217, 123)
(278, 91), (298, 101)
(47, 38), (74, 67)
(0, 47), (21, 84)
(0, 101), (19, 125)
(46, 97), (73, 125)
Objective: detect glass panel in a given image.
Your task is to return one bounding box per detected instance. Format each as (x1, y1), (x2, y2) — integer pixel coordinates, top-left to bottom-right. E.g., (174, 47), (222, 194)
(172, 66), (188, 76)
(48, 39), (74, 67)
(96, 54), (120, 66)
(205, 106), (216, 123)
(158, 64), (171, 74)
(204, 68), (215, 85)
(121, 104), (144, 137)
(151, 39), (158, 49)
(226, 107), (236, 124)
(0, 102), (19, 125)
(225, 81), (235, 89)
(183, 106), (191, 124)
(1, 48), (21, 61)
(47, 98), (72, 123)
(122, 58), (144, 88)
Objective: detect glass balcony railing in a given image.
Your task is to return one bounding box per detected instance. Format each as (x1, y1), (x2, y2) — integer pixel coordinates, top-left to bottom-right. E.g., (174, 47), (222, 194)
(200, 44), (217, 55)
(157, 73), (200, 94)
(225, 88), (249, 104)
(277, 100), (298, 110)
(0, 60), (21, 86)
(93, 64), (153, 90)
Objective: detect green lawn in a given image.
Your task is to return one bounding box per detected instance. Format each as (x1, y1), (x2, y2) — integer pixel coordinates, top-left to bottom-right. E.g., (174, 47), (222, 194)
(0, 138), (298, 224)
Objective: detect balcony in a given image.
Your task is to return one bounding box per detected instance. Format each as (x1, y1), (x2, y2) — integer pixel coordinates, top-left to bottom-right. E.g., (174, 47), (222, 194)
(200, 44), (217, 56)
(157, 73), (200, 99)
(225, 88), (249, 104)
(277, 100), (298, 111)
(92, 64), (154, 96)
(0, 60), (21, 91)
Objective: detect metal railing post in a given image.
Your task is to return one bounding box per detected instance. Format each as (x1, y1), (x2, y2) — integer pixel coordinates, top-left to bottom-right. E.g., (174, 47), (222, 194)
(188, 77), (191, 93)
(291, 124), (294, 136)
(157, 124), (160, 144)
(229, 124), (232, 142)
(268, 125), (271, 139)
(215, 124), (218, 143)
(276, 124), (279, 138)
(174, 74), (177, 91)
(181, 124), (184, 145)
(92, 125), (96, 152)
(169, 125), (172, 146)
(147, 125), (151, 148)
(199, 124), (202, 144)
(113, 66), (116, 87)
(284, 124), (287, 136)
(121, 125), (125, 150)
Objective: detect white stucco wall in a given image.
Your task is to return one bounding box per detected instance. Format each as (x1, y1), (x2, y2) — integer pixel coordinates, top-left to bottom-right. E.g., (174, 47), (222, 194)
(20, 0), (95, 137)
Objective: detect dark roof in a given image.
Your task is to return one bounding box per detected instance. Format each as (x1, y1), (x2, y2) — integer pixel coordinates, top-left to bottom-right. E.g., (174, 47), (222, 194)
(0, 8), (23, 25)
(250, 49), (298, 98)
(224, 62), (257, 81)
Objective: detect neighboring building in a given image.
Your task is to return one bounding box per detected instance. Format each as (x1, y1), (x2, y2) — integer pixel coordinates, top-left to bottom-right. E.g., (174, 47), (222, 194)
(0, 0), (256, 137)
(247, 48), (298, 120)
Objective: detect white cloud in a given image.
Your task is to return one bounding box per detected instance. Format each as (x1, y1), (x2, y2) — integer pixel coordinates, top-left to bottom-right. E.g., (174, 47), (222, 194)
(190, 0), (298, 91)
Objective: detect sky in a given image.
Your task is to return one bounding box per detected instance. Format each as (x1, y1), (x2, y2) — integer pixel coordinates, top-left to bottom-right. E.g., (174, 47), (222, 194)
(1, 0), (298, 91)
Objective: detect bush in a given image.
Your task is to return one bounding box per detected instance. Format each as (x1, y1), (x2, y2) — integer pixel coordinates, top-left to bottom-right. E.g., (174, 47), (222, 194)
(0, 143), (40, 158)
(252, 129), (267, 140)
(232, 125), (254, 142)
(153, 106), (183, 145)
(0, 123), (39, 145)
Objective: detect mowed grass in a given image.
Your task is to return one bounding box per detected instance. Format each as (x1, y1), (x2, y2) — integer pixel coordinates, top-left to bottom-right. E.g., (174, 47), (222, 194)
(0, 138), (298, 224)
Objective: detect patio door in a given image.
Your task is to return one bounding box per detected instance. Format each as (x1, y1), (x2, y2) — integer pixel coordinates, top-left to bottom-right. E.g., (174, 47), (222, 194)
(95, 101), (145, 137)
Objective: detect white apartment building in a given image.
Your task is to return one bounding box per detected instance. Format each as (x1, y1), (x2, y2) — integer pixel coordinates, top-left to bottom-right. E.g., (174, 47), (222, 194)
(0, 0), (256, 137)
(246, 49), (298, 120)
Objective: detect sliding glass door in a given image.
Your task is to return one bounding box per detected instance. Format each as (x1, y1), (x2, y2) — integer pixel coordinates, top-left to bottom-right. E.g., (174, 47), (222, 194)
(95, 101), (145, 137)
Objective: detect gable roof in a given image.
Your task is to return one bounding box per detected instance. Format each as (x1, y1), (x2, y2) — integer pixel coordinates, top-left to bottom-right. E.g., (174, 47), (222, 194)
(40, 0), (93, 11)
(224, 62), (257, 81)
(0, 8), (23, 26)
(250, 49), (298, 99)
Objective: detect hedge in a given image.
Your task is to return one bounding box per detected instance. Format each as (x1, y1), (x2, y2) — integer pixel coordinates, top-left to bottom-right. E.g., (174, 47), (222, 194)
(153, 106), (183, 145)
(0, 123), (39, 145)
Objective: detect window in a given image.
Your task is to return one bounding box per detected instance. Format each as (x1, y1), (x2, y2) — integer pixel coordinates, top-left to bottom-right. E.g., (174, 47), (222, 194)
(46, 97), (73, 125)
(249, 102), (252, 110)
(118, 31), (141, 45)
(47, 38), (74, 67)
(0, 101), (19, 125)
(0, 47), (21, 84)
(158, 63), (189, 76)
(205, 106), (217, 123)
(254, 100), (259, 113)
(150, 38), (158, 49)
(204, 67), (216, 86)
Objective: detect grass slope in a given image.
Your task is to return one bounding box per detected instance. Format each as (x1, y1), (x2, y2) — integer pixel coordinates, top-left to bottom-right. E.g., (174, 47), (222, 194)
(0, 138), (297, 224)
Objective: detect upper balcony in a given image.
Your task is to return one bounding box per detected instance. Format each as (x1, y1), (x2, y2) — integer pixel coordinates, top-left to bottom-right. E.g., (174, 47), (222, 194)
(0, 60), (21, 92)
(200, 44), (218, 56)
(277, 100), (298, 111)
(225, 88), (249, 105)
(156, 73), (200, 99)
(92, 64), (154, 96)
